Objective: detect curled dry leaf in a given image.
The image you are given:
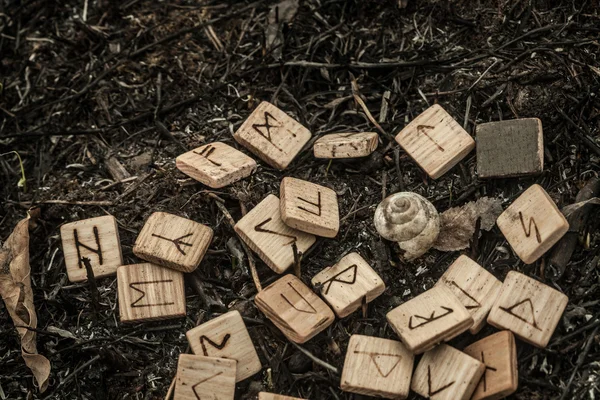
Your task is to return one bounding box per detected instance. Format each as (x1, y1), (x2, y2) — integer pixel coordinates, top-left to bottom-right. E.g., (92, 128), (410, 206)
(265, 0), (299, 60)
(0, 217), (51, 392)
(433, 197), (503, 252)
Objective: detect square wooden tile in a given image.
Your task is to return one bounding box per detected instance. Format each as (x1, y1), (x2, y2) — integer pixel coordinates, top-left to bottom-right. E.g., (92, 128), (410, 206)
(186, 310), (261, 382)
(176, 142), (257, 188)
(435, 255), (502, 334)
(175, 354), (236, 400)
(258, 393), (306, 400)
(117, 263), (186, 322)
(254, 274), (335, 343)
(487, 271), (568, 348)
(386, 285), (473, 354)
(233, 101), (311, 170)
(60, 215), (122, 282)
(476, 118), (543, 178)
(313, 132), (378, 159)
(280, 177), (339, 238)
(411, 344), (485, 400)
(133, 212), (213, 273)
(340, 334), (414, 398)
(497, 184), (569, 264)
(463, 331), (518, 400)
(234, 195), (316, 274)
(312, 252), (385, 318)
(394, 104), (475, 179)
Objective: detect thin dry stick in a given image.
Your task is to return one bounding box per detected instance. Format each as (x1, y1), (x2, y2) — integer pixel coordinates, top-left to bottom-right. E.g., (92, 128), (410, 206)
(164, 377), (176, 400)
(290, 342), (339, 374)
(208, 193), (262, 292)
(291, 242), (302, 278)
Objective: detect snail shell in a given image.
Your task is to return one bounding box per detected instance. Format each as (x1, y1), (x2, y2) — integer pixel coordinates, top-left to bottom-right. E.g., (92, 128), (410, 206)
(374, 192), (440, 260)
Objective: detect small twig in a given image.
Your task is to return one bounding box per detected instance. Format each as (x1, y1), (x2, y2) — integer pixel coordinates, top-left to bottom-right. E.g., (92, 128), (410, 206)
(164, 374), (176, 400)
(208, 193), (262, 292)
(558, 326), (599, 400)
(289, 342), (339, 374)
(291, 242), (302, 278)
(361, 295), (368, 318)
(82, 257), (100, 318)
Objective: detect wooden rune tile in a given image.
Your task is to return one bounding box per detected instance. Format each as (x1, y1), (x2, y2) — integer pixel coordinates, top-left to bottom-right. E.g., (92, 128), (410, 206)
(386, 285), (473, 354)
(254, 274), (335, 343)
(476, 118), (544, 178)
(312, 252), (385, 318)
(133, 212), (213, 273)
(60, 215), (123, 282)
(174, 354), (236, 400)
(176, 142), (257, 188)
(186, 310), (261, 382)
(487, 271), (568, 348)
(280, 177), (339, 238)
(435, 255), (502, 334)
(394, 104), (475, 179)
(117, 263), (186, 322)
(233, 101), (311, 170)
(496, 184), (569, 264)
(340, 334), (414, 399)
(463, 331), (518, 400)
(313, 132), (378, 159)
(411, 344), (485, 400)
(258, 393), (307, 400)
(234, 194), (316, 274)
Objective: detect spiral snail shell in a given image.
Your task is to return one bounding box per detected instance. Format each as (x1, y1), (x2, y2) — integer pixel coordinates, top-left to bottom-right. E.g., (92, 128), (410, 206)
(374, 192), (440, 260)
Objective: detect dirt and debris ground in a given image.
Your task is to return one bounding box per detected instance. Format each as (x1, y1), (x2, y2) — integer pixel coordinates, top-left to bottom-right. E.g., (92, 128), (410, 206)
(1, 0), (600, 399)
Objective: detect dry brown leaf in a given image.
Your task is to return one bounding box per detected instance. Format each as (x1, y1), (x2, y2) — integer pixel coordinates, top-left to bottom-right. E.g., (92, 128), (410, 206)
(433, 197), (503, 252)
(0, 216), (51, 392)
(265, 0), (299, 60)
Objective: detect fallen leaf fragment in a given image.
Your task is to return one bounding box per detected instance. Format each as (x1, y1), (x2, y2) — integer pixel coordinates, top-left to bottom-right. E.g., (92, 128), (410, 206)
(0, 216), (51, 392)
(433, 197), (503, 252)
(265, 0), (299, 60)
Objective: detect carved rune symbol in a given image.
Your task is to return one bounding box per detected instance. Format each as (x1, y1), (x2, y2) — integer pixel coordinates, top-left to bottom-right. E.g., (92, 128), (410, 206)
(129, 280), (175, 308)
(74, 227), (103, 269)
(254, 218), (297, 246)
(408, 306), (454, 329)
(416, 125), (445, 152)
(281, 282), (317, 314)
(477, 352), (497, 392)
(297, 191), (322, 216)
(427, 365), (455, 396)
(152, 232), (194, 255)
(519, 212), (542, 243)
(252, 111), (291, 152)
(193, 145), (221, 166)
(449, 281), (481, 310)
(500, 298), (541, 330)
(354, 350), (402, 378)
(321, 264), (358, 295)
(200, 334), (231, 357)
(191, 371), (223, 400)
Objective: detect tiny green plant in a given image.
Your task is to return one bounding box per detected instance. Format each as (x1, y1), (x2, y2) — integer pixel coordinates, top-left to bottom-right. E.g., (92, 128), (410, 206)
(0, 151), (27, 191)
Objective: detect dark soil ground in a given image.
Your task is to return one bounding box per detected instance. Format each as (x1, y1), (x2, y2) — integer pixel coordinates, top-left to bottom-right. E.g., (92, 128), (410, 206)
(1, 0), (600, 399)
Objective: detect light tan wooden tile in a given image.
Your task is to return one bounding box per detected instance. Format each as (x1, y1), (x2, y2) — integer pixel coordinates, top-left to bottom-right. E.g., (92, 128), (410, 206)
(234, 195), (316, 274)
(497, 184), (569, 264)
(60, 215), (122, 282)
(174, 354), (236, 400)
(258, 393), (306, 400)
(186, 310), (261, 382)
(394, 104), (475, 179)
(340, 334), (414, 399)
(411, 344), (485, 400)
(435, 255), (502, 334)
(233, 101), (311, 170)
(254, 274), (335, 343)
(117, 263), (186, 322)
(312, 252), (385, 318)
(487, 271), (568, 348)
(176, 142), (257, 188)
(386, 285), (473, 354)
(280, 177), (339, 238)
(463, 331), (518, 400)
(133, 212), (213, 273)
(313, 132), (378, 159)
(476, 118), (544, 178)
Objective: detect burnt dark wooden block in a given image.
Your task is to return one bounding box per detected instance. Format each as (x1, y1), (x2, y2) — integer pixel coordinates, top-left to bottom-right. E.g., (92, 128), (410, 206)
(476, 118), (543, 178)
